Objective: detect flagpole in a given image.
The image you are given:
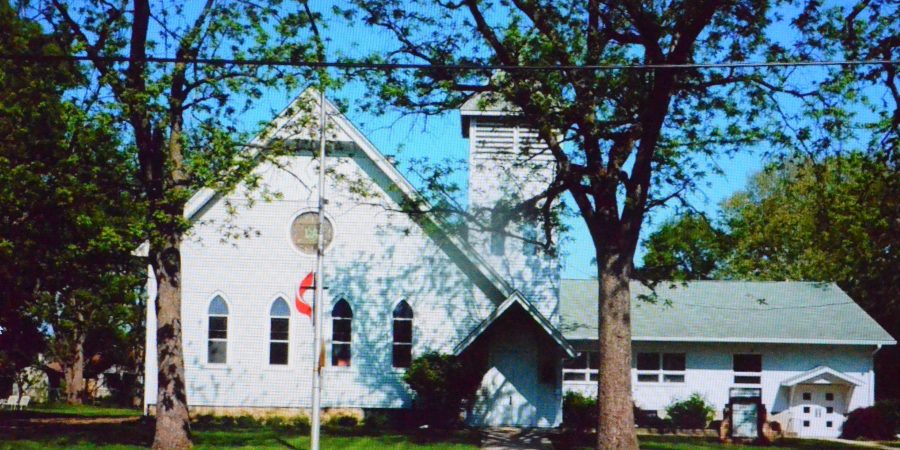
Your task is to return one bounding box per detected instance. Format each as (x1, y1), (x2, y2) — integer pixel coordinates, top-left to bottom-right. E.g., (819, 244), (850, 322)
(310, 87), (327, 450)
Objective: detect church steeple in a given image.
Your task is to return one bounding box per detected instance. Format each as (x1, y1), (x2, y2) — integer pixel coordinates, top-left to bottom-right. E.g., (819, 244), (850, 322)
(460, 93), (560, 322)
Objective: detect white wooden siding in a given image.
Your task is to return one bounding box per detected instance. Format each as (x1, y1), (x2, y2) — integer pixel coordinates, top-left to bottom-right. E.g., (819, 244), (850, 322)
(466, 117), (560, 324)
(146, 148), (499, 410)
(564, 341), (875, 431)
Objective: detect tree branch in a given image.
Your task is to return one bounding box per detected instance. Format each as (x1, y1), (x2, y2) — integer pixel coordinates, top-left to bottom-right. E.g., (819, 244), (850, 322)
(463, 0), (515, 65)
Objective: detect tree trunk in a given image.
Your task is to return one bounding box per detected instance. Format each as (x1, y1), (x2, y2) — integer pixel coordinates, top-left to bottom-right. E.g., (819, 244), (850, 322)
(596, 252), (638, 450)
(64, 332), (85, 405)
(42, 367), (62, 402)
(151, 234), (192, 450)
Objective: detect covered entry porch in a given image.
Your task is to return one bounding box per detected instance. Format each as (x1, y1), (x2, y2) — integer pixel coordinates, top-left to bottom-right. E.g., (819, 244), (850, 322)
(455, 293), (575, 428)
(781, 366), (863, 438)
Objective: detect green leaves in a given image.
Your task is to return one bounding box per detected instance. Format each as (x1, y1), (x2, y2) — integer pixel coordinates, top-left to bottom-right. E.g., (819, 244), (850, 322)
(640, 213), (729, 281)
(640, 152), (899, 369)
(403, 352), (482, 427)
(1, 0), (146, 392)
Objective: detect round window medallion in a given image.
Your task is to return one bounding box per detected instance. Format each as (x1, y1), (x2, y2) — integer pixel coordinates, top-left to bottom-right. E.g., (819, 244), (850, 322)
(290, 212), (334, 254)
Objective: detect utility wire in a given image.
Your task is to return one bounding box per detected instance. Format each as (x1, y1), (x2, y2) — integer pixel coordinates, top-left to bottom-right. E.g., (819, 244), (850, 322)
(0, 53), (897, 71)
(670, 301), (856, 311)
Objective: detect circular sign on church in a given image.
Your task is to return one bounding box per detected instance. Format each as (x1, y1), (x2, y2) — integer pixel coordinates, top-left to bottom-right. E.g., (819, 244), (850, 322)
(290, 211), (334, 254)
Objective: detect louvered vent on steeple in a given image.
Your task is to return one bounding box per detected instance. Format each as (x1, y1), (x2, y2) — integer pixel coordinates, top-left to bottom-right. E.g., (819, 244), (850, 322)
(470, 119), (549, 159)
(473, 119), (516, 154)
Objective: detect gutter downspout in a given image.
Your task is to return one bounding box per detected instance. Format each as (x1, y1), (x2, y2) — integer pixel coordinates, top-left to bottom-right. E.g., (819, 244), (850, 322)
(870, 344), (883, 405)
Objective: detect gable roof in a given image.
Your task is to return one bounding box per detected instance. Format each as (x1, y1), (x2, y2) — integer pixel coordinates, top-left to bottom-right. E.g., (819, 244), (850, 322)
(182, 88), (570, 351)
(453, 291), (576, 357)
(780, 366), (864, 387)
(185, 89), (510, 296)
(560, 280), (896, 346)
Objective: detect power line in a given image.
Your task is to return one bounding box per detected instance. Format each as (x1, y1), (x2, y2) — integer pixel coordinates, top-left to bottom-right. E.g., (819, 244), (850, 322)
(673, 301), (856, 311)
(0, 53), (897, 71)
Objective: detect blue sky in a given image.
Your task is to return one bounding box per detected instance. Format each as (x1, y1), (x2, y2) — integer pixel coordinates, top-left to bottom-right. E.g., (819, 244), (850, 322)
(136, 1), (821, 280)
(227, 2), (772, 280)
(48, 1), (879, 279)
(334, 91), (764, 279)
(302, 5), (768, 279)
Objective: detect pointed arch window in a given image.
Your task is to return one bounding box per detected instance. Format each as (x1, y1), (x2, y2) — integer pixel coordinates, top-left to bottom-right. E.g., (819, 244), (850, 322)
(392, 301), (413, 368)
(269, 298), (290, 365)
(331, 299), (352, 367)
(207, 296), (228, 364)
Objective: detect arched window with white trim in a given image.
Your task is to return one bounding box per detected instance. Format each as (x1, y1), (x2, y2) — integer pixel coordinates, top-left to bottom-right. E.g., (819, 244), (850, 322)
(331, 299), (352, 366)
(269, 297), (290, 365)
(392, 301), (413, 368)
(207, 296), (228, 364)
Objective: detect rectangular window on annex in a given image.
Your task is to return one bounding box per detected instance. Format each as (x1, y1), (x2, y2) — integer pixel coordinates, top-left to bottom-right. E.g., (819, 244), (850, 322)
(733, 354), (762, 384)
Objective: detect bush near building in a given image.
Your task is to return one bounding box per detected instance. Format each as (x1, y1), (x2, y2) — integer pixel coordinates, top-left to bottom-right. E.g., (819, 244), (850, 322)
(666, 393), (715, 430)
(403, 353), (481, 428)
(842, 400), (900, 440)
(562, 392), (597, 432)
(563, 392), (673, 432)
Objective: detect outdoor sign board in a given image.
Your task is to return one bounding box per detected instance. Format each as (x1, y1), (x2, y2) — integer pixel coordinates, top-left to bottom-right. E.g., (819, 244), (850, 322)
(729, 387), (762, 440)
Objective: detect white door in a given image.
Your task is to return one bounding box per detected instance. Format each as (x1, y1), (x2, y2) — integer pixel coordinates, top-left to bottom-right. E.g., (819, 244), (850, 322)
(471, 323), (539, 427)
(796, 386), (844, 438)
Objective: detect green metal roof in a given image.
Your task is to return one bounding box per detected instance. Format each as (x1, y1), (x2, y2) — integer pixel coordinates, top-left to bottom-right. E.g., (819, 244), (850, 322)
(559, 280), (896, 345)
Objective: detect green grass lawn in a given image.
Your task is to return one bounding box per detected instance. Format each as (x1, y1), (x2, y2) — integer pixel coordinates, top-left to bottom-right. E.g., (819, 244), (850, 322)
(553, 433), (892, 450)
(0, 404), (479, 449)
(637, 435), (881, 450)
(21, 402), (144, 418)
(1, 430), (479, 450)
(1, 405), (895, 449)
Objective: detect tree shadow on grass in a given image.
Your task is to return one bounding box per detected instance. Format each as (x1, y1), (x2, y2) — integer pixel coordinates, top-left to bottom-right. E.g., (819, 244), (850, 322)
(0, 418), (155, 447)
(318, 425), (480, 447)
(190, 425), (479, 449)
(552, 432), (879, 450)
(192, 428), (289, 448)
(0, 419), (482, 449)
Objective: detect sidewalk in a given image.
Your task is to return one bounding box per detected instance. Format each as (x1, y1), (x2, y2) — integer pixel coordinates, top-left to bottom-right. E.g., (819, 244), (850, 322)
(822, 438), (897, 449)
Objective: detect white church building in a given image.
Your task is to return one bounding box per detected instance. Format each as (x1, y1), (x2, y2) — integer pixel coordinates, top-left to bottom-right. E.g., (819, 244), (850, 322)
(144, 90), (895, 437)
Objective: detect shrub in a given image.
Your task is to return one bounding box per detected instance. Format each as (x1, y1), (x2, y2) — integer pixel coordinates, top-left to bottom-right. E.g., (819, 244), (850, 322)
(876, 400), (900, 434)
(363, 410), (393, 430)
(192, 414), (218, 427)
(563, 394), (672, 432)
(403, 352), (481, 428)
(286, 415), (311, 432)
(264, 416), (286, 429)
(235, 415), (261, 428)
(634, 405), (667, 430)
(325, 414), (359, 428)
(666, 393), (715, 430)
(842, 401), (899, 440)
(215, 415), (239, 428)
(562, 392), (597, 432)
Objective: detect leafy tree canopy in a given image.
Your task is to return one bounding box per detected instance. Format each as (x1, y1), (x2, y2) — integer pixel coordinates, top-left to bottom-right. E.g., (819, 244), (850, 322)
(341, 1), (897, 447)
(639, 213), (729, 281)
(1, 0), (144, 403)
(41, 0), (323, 445)
(641, 152), (899, 397)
